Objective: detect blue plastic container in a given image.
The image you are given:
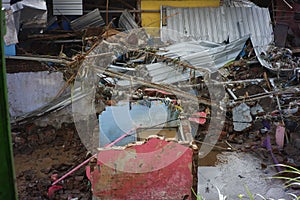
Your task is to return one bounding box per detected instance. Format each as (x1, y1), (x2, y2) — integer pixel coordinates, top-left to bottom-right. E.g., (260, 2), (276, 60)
(4, 43), (16, 56)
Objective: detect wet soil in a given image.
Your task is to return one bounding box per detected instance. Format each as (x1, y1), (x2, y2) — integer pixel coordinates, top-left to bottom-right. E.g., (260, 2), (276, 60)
(199, 150), (219, 166)
(13, 123), (92, 200)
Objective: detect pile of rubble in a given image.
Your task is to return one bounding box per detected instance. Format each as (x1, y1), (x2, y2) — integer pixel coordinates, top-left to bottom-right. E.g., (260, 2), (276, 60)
(223, 74), (300, 160)
(7, 23), (300, 198)
(4, 0), (300, 198)
(87, 30), (300, 169)
(261, 46), (300, 70)
(216, 45), (300, 169)
(15, 26), (300, 168)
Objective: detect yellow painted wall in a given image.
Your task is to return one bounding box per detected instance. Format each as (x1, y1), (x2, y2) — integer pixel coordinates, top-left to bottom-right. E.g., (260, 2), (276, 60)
(141, 0), (220, 27)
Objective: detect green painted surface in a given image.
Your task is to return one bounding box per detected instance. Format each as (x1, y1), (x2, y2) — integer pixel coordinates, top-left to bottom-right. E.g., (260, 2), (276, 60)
(0, 3), (18, 199)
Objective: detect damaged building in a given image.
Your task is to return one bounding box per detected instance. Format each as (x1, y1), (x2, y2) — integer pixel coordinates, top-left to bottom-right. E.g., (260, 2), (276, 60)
(1, 0), (300, 199)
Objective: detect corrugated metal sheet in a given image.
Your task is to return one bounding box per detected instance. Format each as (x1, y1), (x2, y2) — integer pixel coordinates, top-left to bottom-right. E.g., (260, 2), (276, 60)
(221, 0), (256, 7)
(145, 36), (248, 84)
(146, 62), (200, 84)
(53, 0), (82, 15)
(161, 6), (273, 54)
(2, 0), (10, 9)
(70, 9), (104, 30)
(118, 10), (138, 30)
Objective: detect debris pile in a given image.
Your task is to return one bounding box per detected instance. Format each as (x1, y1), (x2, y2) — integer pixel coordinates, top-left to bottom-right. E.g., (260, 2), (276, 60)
(261, 46), (300, 71)
(4, 1), (300, 197)
(217, 47), (300, 170)
(73, 28), (300, 173)
(9, 24), (300, 198)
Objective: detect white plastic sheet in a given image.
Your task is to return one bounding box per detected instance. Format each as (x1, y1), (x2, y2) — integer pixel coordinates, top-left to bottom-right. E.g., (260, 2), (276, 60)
(4, 10), (18, 45)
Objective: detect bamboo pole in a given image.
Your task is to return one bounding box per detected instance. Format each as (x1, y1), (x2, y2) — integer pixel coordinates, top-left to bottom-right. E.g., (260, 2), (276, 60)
(0, 5), (18, 199)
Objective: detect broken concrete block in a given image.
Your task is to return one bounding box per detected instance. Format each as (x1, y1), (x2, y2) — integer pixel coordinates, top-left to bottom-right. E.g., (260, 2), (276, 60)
(232, 103), (252, 132)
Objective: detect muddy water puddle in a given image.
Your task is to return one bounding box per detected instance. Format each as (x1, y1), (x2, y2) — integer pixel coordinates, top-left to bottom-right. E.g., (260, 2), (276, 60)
(198, 150), (298, 199)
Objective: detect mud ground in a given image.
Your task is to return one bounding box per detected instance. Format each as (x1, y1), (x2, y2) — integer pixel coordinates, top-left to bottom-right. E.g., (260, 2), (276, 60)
(12, 123), (92, 200)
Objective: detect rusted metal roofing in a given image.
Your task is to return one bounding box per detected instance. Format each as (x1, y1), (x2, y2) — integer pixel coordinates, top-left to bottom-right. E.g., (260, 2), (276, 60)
(161, 6), (273, 54)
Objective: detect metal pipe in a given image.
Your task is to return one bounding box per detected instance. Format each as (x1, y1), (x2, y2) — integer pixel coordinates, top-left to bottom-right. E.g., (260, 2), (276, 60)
(5, 55), (70, 64)
(51, 126), (138, 186)
(106, 0), (109, 26)
(95, 9), (160, 13)
(282, 0), (293, 9)
(191, 143), (198, 200)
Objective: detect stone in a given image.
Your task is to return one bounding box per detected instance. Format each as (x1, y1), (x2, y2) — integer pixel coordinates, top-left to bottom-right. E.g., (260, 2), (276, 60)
(37, 133), (45, 145)
(290, 132), (300, 149)
(14, 136), (26, 145)
(232, 103), (252, 132)
(24, 170), (35, 181)
(64, 129), (74, 143)
(51, 173), (58, 181)
(41, 167), (52, 174)
(284, 144), (299, 156)
(74, 176), (84, 181)
(25, 123), (38, 135)
(28, 183), (36, 188)
(71, 189), (81, 194)
(27, 134), (39, 147)
(44, 127), (57, 141)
